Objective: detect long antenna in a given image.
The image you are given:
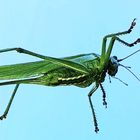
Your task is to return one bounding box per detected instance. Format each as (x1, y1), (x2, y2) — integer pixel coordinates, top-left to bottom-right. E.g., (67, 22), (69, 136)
(118, 49), (140, 62)
(119, 64), (140, 82)
(112, 76), (128, 86)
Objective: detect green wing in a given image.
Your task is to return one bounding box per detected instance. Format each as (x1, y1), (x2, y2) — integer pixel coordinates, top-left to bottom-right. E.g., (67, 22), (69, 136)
(0, 61), (53, 80)
(0, 53), (99, 80)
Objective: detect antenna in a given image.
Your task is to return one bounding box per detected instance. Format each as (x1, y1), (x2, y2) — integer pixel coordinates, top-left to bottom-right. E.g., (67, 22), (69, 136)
(118, 48), (140, 62)
(119, 64), (140, 82)
(112, 76), (128, 86)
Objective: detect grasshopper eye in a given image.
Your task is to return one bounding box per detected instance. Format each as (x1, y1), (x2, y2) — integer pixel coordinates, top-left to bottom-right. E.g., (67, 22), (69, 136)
(112, 56), (117, 60)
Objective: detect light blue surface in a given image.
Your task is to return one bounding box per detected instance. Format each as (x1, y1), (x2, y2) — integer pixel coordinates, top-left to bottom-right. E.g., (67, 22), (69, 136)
(0, 0), (140, 139)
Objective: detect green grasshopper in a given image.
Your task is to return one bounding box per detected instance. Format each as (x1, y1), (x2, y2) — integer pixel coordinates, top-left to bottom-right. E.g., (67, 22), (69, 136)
(0, 19), (140, 133)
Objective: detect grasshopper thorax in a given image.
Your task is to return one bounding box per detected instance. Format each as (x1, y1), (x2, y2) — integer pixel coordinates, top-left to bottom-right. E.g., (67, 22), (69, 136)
(107, 56), (119, 76)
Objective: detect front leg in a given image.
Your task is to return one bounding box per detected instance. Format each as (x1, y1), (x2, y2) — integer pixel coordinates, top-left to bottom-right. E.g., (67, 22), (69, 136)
(101, 19), (136, 57)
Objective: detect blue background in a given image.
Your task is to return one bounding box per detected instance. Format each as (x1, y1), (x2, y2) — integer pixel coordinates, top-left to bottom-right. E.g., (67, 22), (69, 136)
(0, 0), (140, 139)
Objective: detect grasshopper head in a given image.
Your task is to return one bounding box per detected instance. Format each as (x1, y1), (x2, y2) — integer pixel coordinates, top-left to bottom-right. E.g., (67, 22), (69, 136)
(107, 56), (119, 76)
(108, 50), (140, 83)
